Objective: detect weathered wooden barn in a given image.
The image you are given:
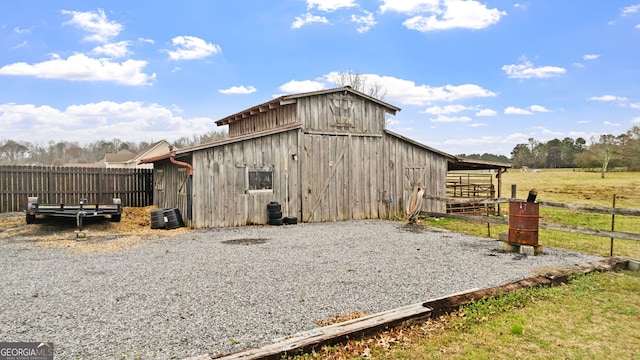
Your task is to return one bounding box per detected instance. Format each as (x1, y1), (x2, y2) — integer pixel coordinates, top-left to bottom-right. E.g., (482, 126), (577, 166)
(142, 87), (502, 228)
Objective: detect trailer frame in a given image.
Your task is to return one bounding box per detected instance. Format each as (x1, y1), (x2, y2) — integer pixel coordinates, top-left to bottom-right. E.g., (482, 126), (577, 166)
(26, 197), (122, 230)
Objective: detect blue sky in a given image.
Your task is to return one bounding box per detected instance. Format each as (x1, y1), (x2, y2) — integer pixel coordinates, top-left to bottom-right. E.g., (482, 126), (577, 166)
(1, 1), (639, 156)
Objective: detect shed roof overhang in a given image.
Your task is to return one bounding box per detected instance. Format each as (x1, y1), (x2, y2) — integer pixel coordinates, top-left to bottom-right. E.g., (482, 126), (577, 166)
(139, 123), (303, 164)
(448, 157), (513, 171)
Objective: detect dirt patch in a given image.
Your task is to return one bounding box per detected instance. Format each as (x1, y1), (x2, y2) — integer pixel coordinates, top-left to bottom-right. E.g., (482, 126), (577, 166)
(315, 311), (370, 327)
(0, 206), (189, 253)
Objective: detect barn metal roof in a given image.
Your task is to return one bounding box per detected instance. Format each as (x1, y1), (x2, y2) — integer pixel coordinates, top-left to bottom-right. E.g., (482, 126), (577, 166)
(214, 86), (401, 127)
(385, 130), (512, 171)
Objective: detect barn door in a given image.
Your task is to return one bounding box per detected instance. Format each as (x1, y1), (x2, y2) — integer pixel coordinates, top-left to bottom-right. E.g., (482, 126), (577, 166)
(301, 134), (351, 222)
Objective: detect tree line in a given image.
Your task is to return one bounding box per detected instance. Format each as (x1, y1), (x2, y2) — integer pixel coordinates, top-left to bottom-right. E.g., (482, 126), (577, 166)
(461, 126), (639, 176)
(0, 130), (227, 166)
(2, 125), (639, 177)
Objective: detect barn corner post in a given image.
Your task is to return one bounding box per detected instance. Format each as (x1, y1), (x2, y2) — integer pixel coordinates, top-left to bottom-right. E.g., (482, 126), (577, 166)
(169, 145), (193, 222)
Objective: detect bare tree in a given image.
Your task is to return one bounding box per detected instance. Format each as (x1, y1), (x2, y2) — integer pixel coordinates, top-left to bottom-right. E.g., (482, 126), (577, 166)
(585, 134), (620, 178)
(332, 70), (388, 100)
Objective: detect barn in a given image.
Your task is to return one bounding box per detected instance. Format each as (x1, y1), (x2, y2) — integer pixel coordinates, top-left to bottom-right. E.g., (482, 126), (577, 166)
(141, 86), (506, 228)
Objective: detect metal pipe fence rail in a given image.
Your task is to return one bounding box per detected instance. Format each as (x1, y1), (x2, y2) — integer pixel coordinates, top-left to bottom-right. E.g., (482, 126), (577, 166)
(0, 165), (153, 213)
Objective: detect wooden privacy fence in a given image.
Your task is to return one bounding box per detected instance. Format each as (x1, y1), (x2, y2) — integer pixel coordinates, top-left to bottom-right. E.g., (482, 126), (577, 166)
(0, 165), (153, 213)
(420, 194), (640, 247)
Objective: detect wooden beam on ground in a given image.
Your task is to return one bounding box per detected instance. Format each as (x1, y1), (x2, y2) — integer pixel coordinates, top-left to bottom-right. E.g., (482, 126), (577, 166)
(183, 258), (630, 360)
(196, 302), (433, 360)
(424, 257), (628, 316)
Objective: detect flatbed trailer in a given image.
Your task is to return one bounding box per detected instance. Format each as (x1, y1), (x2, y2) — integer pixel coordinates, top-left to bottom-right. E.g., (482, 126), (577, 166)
(26, 197), (122, 230)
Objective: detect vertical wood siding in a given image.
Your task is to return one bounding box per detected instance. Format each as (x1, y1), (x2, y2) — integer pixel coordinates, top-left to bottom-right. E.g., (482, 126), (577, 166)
(228, 106), (297, 138)
(186, 129), (300, 228)
(383, 134), (448, 216)
(297, 93), (384, 134)
(0, 165), (153, 213)
(152, 156), (192, 224)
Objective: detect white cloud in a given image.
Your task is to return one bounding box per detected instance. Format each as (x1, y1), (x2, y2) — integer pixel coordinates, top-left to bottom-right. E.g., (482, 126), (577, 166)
(630, 102), (640, 109)
(631, 117), (640, 124)
(92, 41), (132, 58)
(167, 36), (221, 60)
(588, 95), (628, 102)
(292, 13), (331, 29)
(529, 105), (550, 112)
(402, 0), (506, 31)
(422, 104), (468, 115)
(532, 126), (562, 136)
(379, 0), (439, 14)
(0, 53), (154, 86)
(583, 54), (600, 60)
(12, 41), (27, 49)
(604, 121), (620, 126)
(279, 79), (326, 93)
(0, 101), (215, 144)
(442, 132), (530, 146)
(476, 108), (497, 117)
(622, 4), (640, 16)
(218, 85), (257, 95)
(324, 72), (495, 105)
(504, 106), (533, 115)
(636, 24), (640, 29)
(576, 120), (589, 124)
(61, 8), (122, 43)
(429, 115), (472, 123)
(513, 3), (528, 9)
(469, 123), (486, 127)
(502, 58), (566, 79)
(14, 27), (31, 34)
(352, 11), (377, 33)
(306, 0), (357, 12)
(573, 62), (585, 68)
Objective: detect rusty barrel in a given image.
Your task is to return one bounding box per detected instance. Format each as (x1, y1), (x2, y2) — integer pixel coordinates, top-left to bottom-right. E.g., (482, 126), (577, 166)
(508, 201), (540, 246)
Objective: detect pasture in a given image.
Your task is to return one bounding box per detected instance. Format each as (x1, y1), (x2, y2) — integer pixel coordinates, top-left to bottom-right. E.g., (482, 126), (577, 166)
(425, 169), (640, 258)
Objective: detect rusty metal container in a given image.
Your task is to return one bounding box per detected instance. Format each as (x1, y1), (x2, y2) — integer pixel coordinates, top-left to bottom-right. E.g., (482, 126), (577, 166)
(508, 201), (540, 246)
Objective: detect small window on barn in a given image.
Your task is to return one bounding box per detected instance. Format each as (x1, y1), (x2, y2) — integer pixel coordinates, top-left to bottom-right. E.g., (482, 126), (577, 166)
(248, 166), (273, 192)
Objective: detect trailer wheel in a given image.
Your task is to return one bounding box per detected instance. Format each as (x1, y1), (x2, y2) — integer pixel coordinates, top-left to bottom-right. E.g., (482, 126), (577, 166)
(111, 214), (122, 222)
(26, 213), (36, 224)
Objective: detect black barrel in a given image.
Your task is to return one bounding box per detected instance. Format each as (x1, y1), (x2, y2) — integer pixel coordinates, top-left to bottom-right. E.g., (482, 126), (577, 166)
(165, 208), (185, 230)
(150, 208), (167, 229)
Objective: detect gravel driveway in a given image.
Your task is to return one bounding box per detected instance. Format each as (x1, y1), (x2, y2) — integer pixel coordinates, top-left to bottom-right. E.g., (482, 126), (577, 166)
(0, 220), (602, 359)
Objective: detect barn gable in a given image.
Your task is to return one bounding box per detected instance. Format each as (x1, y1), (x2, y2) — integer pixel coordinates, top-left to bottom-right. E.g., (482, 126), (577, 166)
(216, 87), (399, 138)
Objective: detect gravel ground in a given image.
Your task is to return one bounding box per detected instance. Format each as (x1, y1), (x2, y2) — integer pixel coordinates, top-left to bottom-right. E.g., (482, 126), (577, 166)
(0, 220), (602, 359)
